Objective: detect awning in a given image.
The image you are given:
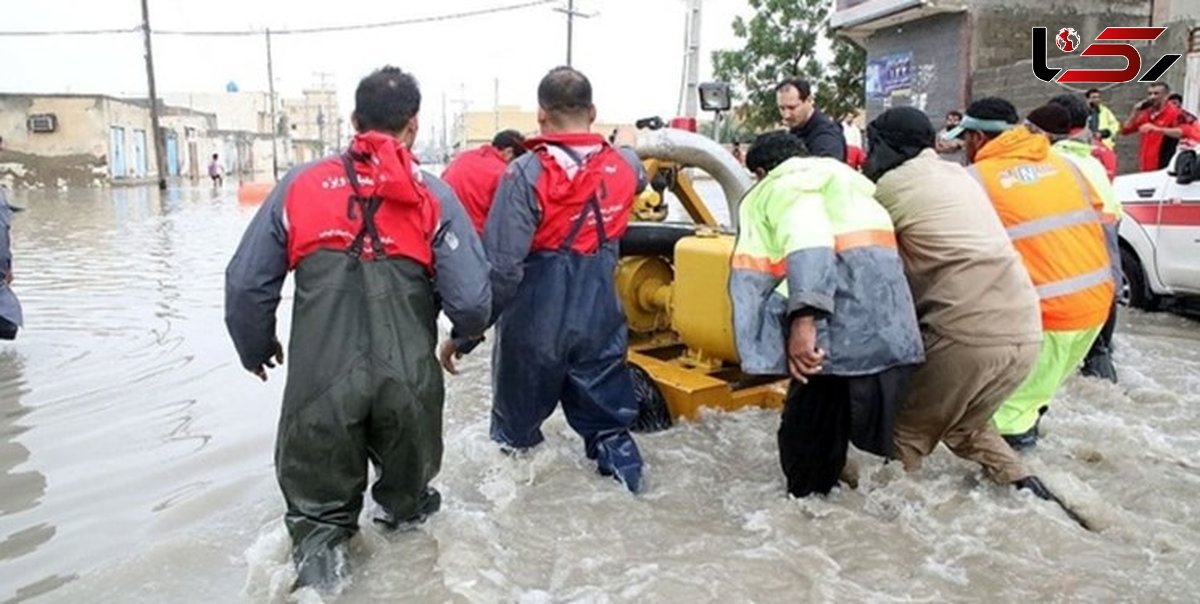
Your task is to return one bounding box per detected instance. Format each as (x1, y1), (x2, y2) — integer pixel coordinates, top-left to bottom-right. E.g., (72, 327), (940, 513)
(831, 0), (967, 42)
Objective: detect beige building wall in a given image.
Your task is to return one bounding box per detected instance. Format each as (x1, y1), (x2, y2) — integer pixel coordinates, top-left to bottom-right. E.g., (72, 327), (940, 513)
(0, 96), (111, 158)
(456, 106), (629, 149)
(0, 94), (158, 187)
(458, 106), (540, 149)
(283, 88), (341, 153)
(161, 112), (219, 180)
(105, 98), (156, 179)
(161, 91), (273, 134)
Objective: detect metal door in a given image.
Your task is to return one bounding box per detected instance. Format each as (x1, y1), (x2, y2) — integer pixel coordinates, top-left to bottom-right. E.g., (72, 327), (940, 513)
(110, 127), (126, 178)
(165, 132), (180, 176)
(132, 129), (148, 177)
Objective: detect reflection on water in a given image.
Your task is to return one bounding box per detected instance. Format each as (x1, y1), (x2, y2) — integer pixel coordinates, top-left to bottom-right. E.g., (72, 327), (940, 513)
(0, 185), (272, 603)
(0, 352), (42, 519)
(0, 183), (1198, 603)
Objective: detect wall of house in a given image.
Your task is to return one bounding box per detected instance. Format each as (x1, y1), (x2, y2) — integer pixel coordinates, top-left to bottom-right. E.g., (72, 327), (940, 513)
(970, 16), (1194, 174)
(859, 12), (969, 124)
(0, 95), (123, 188)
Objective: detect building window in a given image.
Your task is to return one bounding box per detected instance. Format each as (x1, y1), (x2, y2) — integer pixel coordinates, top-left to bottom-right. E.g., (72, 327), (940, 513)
(27, 114), (58, 133)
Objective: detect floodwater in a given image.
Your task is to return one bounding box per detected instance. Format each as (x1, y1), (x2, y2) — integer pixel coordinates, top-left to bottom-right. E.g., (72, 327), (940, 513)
(1, 182), (1199, 603)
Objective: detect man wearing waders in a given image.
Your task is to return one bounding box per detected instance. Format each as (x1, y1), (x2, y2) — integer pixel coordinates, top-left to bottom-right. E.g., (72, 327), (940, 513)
(224, 66), (491, 592)
(440, 66), (648, 493)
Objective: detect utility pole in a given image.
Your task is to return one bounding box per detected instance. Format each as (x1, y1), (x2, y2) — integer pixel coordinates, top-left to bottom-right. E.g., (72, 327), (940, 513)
(441, 91), (449, 161)
(450, 83), (470, 151)
(493, 77), (500, 133)
(553, 0), (594, 66)
(265, 28), (279, 182)
(683, 0), (703, 119)
(314, 71), (335, 152)
(140, 0), (168, 190)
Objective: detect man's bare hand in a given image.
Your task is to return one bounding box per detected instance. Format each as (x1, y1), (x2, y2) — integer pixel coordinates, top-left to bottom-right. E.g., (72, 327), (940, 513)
(439, 340), (461, 375)
(251, 341), (284, 382)
(787, 315), (825, 384)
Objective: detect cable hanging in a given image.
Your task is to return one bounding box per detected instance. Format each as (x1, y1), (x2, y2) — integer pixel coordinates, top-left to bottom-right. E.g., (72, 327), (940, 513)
(0, 0), (556, 37)
(0, 26), (140, 37)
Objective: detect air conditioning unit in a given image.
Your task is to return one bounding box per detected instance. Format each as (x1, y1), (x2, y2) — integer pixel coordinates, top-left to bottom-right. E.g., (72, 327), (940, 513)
(27, 114), (58, 133)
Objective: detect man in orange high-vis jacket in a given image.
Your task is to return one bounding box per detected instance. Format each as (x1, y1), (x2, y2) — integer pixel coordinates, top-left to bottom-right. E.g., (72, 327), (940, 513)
(944, 98), (1113, 450)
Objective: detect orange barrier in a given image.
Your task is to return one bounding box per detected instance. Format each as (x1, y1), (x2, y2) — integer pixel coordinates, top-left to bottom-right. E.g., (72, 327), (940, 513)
(237, 182), (274, 205)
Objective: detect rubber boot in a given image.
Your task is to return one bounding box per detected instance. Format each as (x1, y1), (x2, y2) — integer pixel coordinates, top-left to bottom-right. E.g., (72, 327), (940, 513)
(292, 541), (350, 596)
(373, 488), (442, 531)
(1002, 408), (1045, 451)
(594, 435), (643, 494)
(1013, 475), (1090, 530)
(1080, 351), (1118, 383)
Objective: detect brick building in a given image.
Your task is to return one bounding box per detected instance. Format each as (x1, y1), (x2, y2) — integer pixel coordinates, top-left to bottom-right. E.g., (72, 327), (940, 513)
(832, 0), (1200, 174)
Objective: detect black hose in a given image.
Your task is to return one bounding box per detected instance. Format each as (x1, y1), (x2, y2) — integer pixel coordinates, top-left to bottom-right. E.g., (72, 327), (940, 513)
(619, 223), (698, 259)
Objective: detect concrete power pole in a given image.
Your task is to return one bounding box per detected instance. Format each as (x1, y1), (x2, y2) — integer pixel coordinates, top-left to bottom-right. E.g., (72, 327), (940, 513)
(265, 28), (279, 182)
(140, 0), (168, 190)
(441, 91), (449, 161)
(493, 78), (500, 133)
(554, 0), (593, 66)
(451, 83), (470, 151)
(314, 71), (335, 152)
(683, 0), (703, 119)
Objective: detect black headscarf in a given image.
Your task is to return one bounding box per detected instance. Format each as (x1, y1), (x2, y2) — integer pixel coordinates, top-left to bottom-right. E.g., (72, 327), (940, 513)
(862, 107), (937, 182)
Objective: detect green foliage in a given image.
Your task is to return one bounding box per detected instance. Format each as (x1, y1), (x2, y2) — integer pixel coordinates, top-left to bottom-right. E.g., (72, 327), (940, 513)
(822, 23), (866, 120)
(712, 0), (865, 131)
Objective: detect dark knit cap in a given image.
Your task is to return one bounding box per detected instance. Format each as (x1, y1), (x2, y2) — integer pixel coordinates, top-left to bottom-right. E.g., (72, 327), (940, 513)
(1026, 104), (1071, 136)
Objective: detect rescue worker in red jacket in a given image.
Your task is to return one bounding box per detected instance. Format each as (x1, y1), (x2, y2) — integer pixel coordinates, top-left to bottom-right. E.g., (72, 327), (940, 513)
(442, 129), (527, 233)
(225, 66), (491, 593)
(440, 66), (648, 493)
(1121, 81), (1184, 171)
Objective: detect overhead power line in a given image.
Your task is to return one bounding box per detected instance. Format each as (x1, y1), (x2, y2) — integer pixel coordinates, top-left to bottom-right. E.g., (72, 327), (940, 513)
(0, 0), (556, 38)
(0, 26), (139, 37)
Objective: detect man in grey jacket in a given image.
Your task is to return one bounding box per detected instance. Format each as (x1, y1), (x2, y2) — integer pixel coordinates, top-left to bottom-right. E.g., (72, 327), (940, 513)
(225, 66), (491, 593)
(0, 193), (20, 341)
(0, 137), (20, 341)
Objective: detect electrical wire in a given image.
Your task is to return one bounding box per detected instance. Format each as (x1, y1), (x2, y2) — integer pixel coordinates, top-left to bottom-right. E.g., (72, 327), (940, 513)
(0, 26), (139, 37)
(0, 0), (556, 38)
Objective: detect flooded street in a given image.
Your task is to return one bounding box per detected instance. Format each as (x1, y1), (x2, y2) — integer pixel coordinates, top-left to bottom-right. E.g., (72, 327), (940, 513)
(2, 183), (1200, 603)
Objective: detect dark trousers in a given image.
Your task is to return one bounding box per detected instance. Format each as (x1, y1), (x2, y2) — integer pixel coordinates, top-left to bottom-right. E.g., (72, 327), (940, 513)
(778, 366), (914, 497)
(275, 253), (443, 580)
(1081, 302), (1118, 382)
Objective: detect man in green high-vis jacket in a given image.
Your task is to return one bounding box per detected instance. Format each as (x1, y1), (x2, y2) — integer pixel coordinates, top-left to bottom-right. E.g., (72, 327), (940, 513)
(731, 131), (924, 497)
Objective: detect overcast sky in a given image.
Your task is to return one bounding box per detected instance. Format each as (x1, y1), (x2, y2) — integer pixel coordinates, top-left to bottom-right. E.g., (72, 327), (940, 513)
(1, 0), (755, 143)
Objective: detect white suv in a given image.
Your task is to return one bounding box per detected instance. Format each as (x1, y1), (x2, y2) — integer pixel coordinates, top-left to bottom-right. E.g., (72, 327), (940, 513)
(1114, 149), (1200, 309)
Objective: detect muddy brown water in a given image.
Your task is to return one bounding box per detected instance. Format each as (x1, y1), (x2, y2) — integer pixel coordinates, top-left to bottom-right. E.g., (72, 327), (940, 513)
(1, 184), (1198, 603)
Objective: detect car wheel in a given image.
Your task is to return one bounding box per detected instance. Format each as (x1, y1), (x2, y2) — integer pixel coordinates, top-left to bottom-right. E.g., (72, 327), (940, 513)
(1120, 245), (1157, 310)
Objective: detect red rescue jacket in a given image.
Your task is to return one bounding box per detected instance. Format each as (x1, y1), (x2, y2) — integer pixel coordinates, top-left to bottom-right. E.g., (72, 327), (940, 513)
(1122, 102), (1182, 172)
(525, 133), (639, 253)
(284, 132), (440, 270)
(442, 145), (508, 234)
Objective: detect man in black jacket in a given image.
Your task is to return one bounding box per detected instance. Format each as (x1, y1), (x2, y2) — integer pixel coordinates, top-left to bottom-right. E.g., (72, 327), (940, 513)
(776, 78), (847, 161)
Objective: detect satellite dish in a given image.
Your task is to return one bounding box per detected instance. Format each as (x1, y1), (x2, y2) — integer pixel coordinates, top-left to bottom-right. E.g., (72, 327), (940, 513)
(226, 81), (240, 93)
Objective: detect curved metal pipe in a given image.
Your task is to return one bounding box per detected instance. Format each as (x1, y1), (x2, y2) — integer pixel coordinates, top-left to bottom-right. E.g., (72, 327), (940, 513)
(634, 128), (753, 228)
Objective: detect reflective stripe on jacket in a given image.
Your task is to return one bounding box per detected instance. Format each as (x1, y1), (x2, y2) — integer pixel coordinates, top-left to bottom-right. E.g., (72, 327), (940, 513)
(1053, 139), (1122, 289)
(730, 156), (923, 376)
(970, 127), (1114, 332)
